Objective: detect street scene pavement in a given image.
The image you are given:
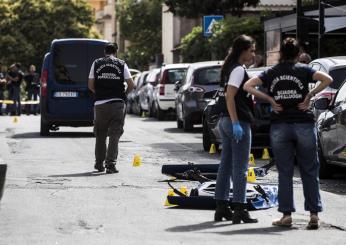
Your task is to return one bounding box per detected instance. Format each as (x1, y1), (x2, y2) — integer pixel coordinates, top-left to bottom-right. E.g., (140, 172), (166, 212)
(0, 115), (346, 245)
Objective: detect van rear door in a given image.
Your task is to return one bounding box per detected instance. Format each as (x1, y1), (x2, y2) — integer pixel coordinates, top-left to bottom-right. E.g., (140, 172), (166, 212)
(49, 42), (104, 118)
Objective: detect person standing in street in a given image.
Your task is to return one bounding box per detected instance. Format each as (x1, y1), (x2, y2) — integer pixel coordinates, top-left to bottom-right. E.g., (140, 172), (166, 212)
(88, 43), (134, 174)
(244, 37), (332, 229)
(214, 35), (258, 224)
(0, 64), (7, 115)
(6, 63), (23, 116)
(298, 52), (312, 64)
(24, 65), (40, 115)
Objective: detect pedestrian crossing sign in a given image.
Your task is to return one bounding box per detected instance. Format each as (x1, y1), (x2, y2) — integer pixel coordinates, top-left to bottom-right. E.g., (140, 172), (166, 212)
(203, 15), (224, 37)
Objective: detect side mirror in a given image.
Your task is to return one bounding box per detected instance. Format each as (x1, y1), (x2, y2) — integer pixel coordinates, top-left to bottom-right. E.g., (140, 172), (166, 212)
(174, 81), (182, 91)
(314, 97), (330, 110)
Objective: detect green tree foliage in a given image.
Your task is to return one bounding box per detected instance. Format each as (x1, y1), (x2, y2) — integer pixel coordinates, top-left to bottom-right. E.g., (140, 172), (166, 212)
(164, 0), (260, 18)
(210, 16), (263, 59)
(180, 16), (264, 62)
(0, 0), (99, 70)
(180, 26), (212, 63)
(116, 0), (162, 70)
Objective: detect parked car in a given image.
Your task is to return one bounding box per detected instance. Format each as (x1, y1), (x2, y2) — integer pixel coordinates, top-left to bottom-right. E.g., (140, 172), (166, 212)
(132, 71), (149, 115)
(138, 68), (160, 116)
(126, 73), (141, 114)
(40, 38), (108, 136)
(309, 57), (346, 116)
(202, 67), (271, 154)
(175, 61), (223, 131)
(314, 79), (346, 178)
(152, 63), (189, 120)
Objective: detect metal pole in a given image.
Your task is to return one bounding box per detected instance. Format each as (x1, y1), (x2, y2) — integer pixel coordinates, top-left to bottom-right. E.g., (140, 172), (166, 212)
(318, 0), (325, 58)
(296, 0), (302, 42)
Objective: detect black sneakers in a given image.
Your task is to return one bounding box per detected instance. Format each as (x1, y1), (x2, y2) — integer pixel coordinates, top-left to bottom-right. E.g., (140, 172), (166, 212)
(94, 163), (105, 172)
(106, 165), (119, 174)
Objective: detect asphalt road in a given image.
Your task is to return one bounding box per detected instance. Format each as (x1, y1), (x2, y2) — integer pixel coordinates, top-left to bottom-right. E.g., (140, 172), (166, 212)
(0, 114), (346, 245)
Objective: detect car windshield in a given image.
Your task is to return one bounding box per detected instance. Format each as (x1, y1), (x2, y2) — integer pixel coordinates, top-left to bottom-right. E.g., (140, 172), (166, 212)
(53, 43), (104, 84)
(329, 68), (346, 89)
(194, 67), (221, 85)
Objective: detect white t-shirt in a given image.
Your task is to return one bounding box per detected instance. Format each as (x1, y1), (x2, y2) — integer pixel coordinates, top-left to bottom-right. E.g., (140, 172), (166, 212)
(88, 55), (132, 105)
(227, 66), (245, 88)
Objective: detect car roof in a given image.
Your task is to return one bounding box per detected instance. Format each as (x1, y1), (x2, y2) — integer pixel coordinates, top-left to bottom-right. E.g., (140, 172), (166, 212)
(189, 60), (224, 69)
(161, 63), (190, 70)
(146, 68), (161, 82)
(246, 66), (270, 77)
(51, 38), (108, 44)
(310, 56), (346, 70)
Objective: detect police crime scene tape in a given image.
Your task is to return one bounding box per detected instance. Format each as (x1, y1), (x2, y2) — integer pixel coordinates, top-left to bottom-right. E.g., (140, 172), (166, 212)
(0, 100), (40, 105)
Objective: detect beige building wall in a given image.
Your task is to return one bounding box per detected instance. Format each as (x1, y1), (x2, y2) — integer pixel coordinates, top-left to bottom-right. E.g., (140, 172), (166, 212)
(162, 4), (201, 64)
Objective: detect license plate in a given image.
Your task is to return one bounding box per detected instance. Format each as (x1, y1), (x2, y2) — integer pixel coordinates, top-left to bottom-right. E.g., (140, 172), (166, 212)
(53, 91), (78, 98)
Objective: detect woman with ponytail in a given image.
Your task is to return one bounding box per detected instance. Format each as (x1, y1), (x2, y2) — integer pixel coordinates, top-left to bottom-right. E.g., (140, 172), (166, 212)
(244, 37), (332, 229)
(214, 35), (258, 224)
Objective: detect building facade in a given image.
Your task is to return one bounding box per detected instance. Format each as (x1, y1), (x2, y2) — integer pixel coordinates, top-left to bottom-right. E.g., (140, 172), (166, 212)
(87, 0), (116, 43)
(162, 0), (296, 64)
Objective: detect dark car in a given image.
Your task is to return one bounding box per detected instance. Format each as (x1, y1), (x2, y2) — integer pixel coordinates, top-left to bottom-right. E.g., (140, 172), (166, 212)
(202, 67), (271, 153)
(314, 79), (346, 178)
(40, 38), (108, 136)
(309, 57), (346, 116)
(175, 61), (223, 131)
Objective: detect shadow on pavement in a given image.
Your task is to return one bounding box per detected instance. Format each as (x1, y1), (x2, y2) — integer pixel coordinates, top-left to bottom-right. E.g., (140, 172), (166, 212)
(149, 142), (210, 154)
(11, 132), (95, 138)
(320, 171), (346, 196)
(166, 221), (290, 235)
(164, 127), (203, 134)
(49, 171), (106, 178)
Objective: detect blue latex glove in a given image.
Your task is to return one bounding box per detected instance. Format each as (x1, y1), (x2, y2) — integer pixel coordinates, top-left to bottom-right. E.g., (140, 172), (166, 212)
(232, 122), (244, 143)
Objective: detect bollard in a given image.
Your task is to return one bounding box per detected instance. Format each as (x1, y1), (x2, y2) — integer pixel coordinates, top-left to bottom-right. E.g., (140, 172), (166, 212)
(0, 164), (7, 202)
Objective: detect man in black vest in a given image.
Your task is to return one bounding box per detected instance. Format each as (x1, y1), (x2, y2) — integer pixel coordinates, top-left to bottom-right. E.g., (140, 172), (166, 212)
(88, 43), (134, 174)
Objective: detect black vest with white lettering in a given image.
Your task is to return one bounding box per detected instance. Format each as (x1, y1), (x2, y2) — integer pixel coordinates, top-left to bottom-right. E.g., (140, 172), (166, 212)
(93, 56), (126, 101)
(220, 64), (254, 123)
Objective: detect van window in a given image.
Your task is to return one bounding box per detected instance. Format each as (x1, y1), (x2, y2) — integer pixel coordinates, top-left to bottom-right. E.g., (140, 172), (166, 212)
(194, 67), (221, 85)
(53, 43), (104, 84)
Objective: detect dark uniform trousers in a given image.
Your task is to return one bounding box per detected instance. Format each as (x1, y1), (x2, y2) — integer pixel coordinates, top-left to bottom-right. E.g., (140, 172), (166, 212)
(94, 101), (125, 167)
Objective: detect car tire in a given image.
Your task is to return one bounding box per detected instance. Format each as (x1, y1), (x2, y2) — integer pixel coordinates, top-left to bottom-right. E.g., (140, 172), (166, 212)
(203, 119), (212, 151)
(177, 117), (183, 129)
(318, 140), (334, 179)
(156, 103), (165, 121)
(126, 101), (133, 114)
(40, 118), (50, 136)
(183, 115), (193, 132)
(148, 100), (155, 117)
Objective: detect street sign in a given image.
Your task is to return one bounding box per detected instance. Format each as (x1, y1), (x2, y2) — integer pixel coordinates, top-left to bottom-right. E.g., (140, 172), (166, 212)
(203, 15), (224, 37)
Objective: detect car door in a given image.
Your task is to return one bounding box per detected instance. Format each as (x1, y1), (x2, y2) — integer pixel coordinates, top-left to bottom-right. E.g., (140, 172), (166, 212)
(319, 109), (339, 161)
(334, 82), (346, 163)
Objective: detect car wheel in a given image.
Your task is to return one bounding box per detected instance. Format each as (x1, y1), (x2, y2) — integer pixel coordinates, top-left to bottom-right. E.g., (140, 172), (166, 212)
(318, 140), (334, 179)
(126, 101), (133, 114)
(203, 119), (212, 151)
(148, 100), (155, 117)
(183, 115), (193, 132)
(40, 118), (50, 136)
(156, 103), (165, 121)
(177, 117), (183, 129)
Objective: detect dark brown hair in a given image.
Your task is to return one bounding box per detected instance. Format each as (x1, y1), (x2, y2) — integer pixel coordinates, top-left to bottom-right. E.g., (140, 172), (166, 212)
(280, 37), (301, 63)
(221, 35), (255, 85)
